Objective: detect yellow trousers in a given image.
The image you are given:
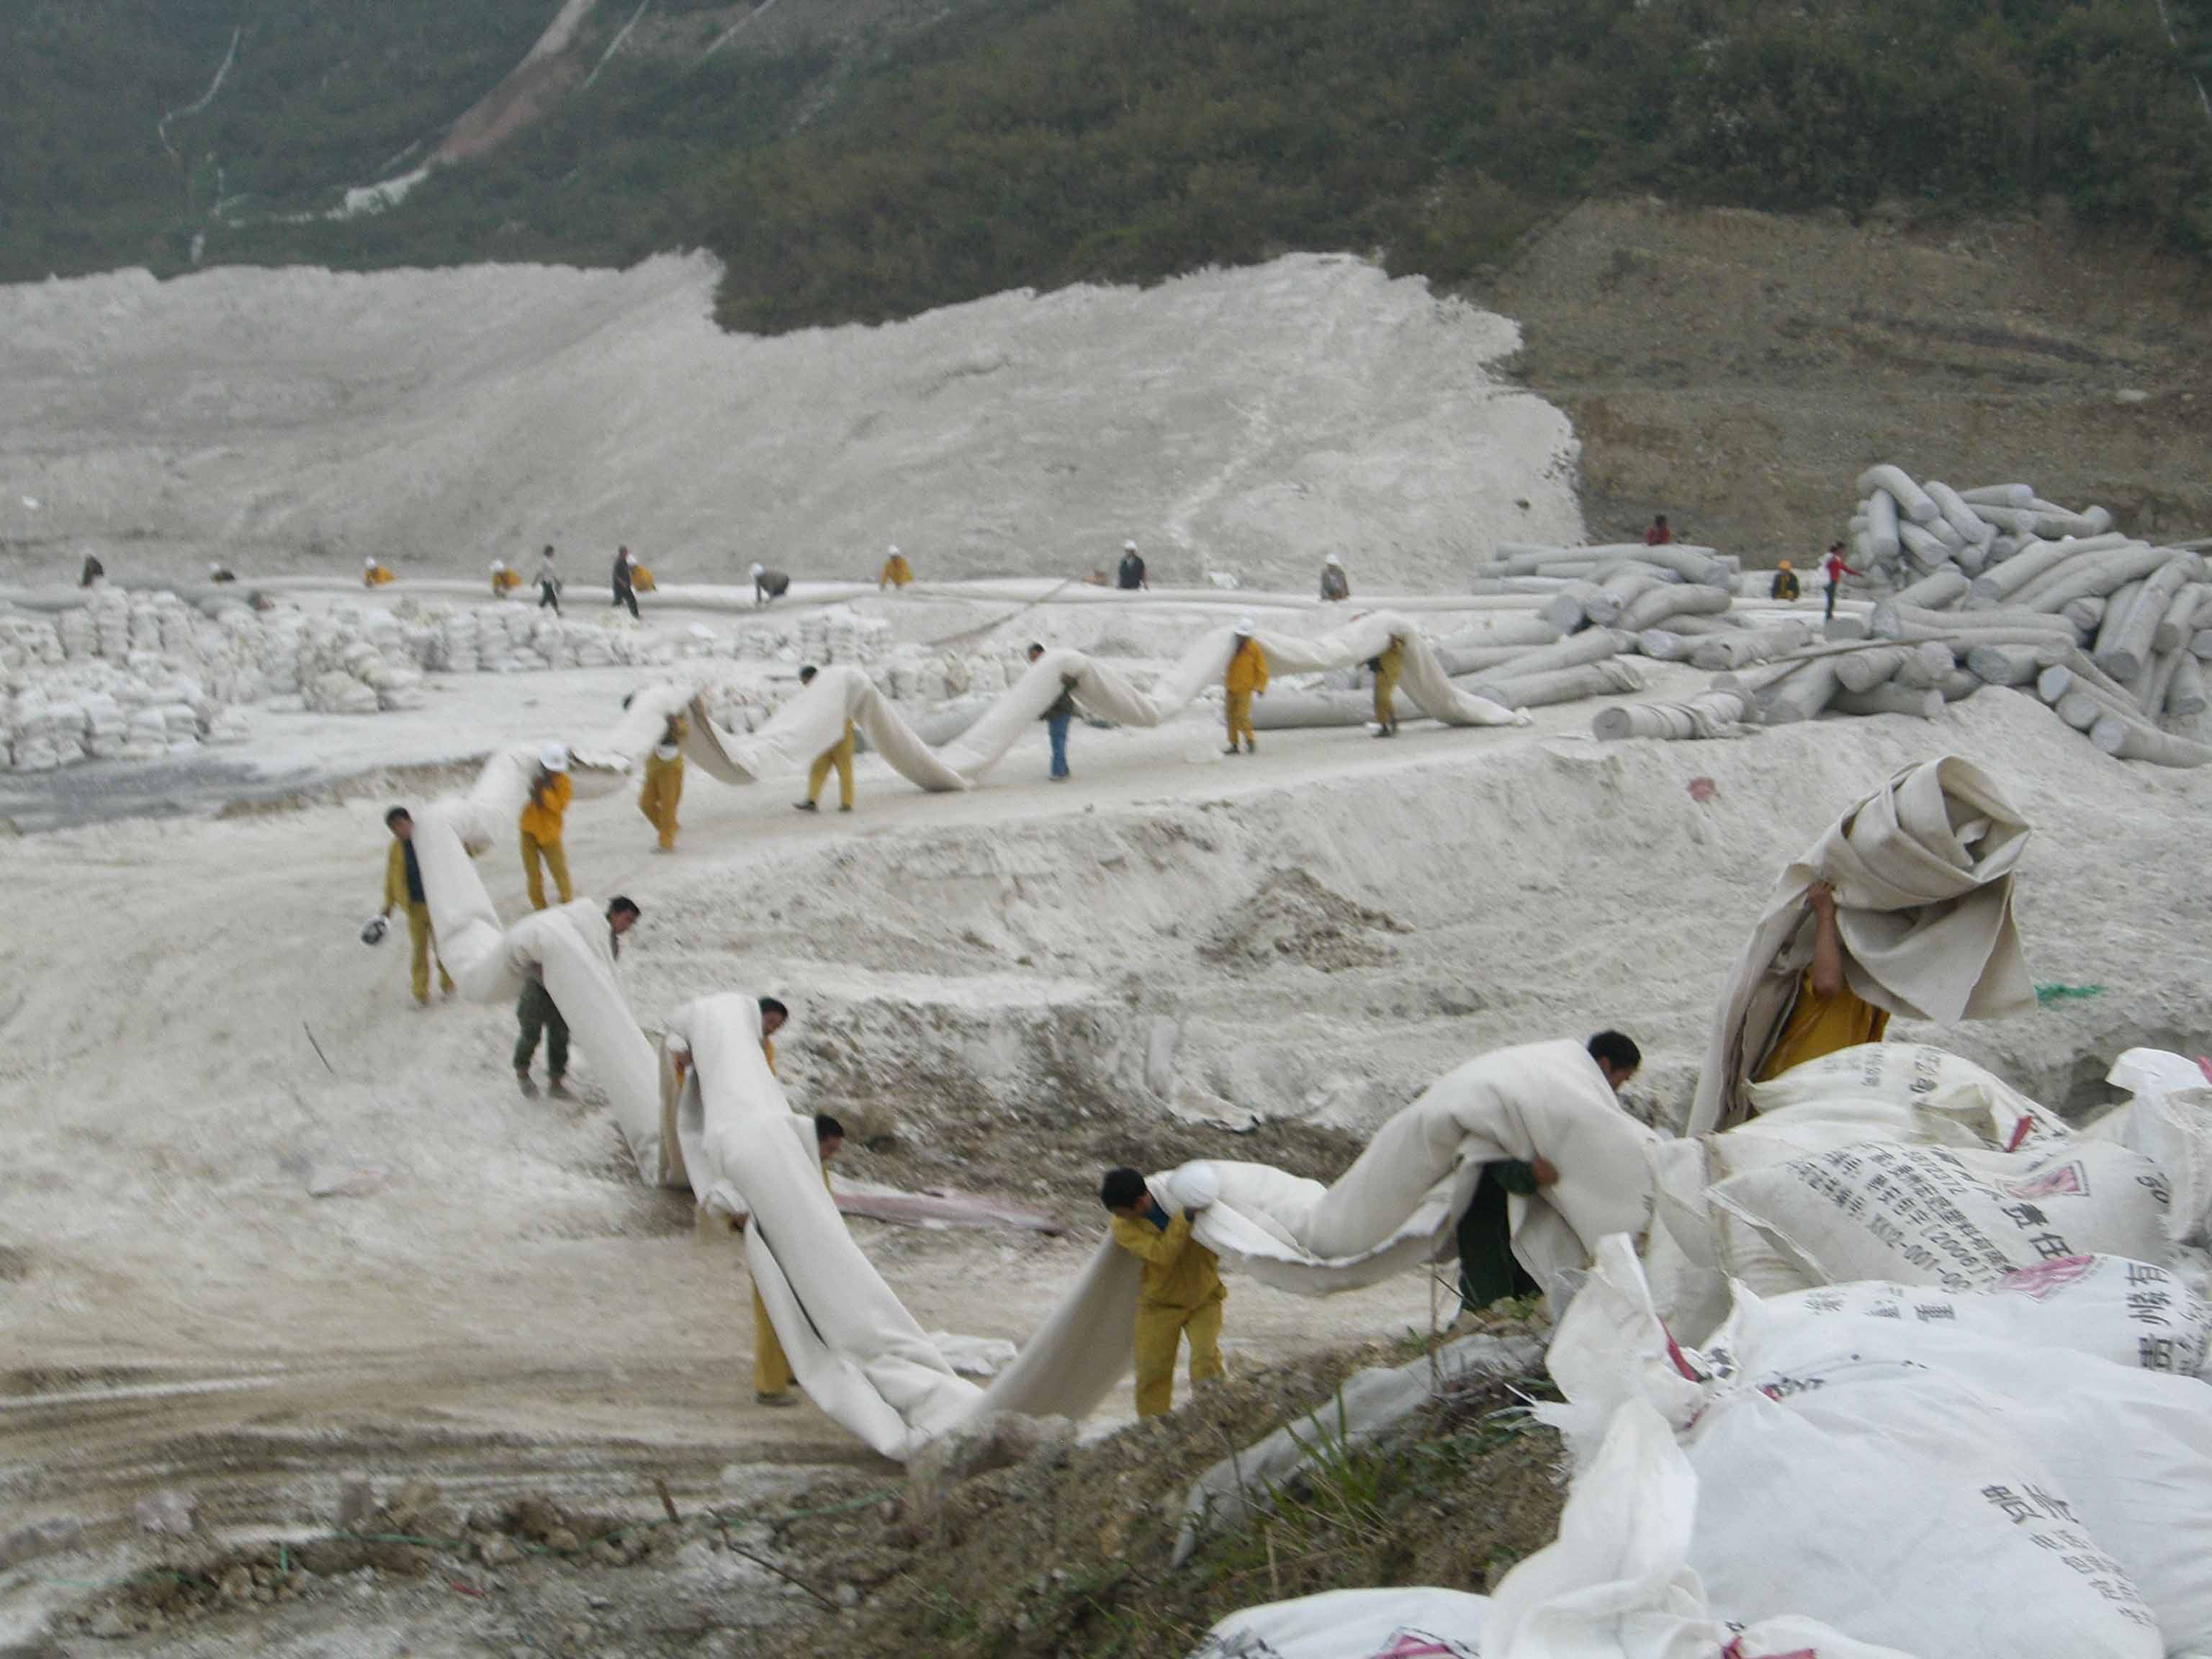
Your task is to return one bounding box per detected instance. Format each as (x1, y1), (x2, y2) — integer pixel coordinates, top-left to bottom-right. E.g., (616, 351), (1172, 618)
(1133, 1298), (1225, 1417)
(1225, 691), (1256, 749)
(806, 733), (855, 809)
(1373, 660), (1401, 727)
(521, 831), (572, 911)
(405, 903), (454, 1003)
(752, 1283), (794, 1397)
(638, 760), (683, 850)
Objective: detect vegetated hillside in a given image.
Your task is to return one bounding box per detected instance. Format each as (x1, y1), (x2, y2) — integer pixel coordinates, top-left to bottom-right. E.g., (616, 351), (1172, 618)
(7, 0), (2212, 336)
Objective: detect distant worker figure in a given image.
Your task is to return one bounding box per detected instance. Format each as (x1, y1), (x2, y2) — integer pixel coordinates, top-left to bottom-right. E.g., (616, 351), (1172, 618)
(611, 547), (639, 619)
(792, 665), (855, 813)
(363, 555), (396, 587)
(1100, 1166), (1225, 1417)
(1368, 631), (1406, 738)
(1117, 541), (1148, 591)
(1644, 514), (1673, 547)
(1223, 618), (1268, 755)
(1753, 881), (1887, 1082)
(490, 560), (523, 597)
(754, 1110), (845, 1407)
(638, 709), (686, 853)
(520, 742), (575, 910)
(207, 562), (237, 585)
(515, 896), (639, 1098)
(1319, 554), (1350, 602)
(878, 545), (913, 589)
(1822, 543), (1860, 621)
(752, 562), (791, 606)
(79, 554), (105, 588)
(380, 806), (454, 1007)
(1457, 1031), (1640, 1318)
(1027, 642), (1078, 781)
(535, 545), (562, 614)
(1770, 560), (1801, 601)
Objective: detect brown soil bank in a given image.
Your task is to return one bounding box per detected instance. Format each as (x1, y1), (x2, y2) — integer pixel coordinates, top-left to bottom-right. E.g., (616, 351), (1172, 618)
(1491, 199), (2212, 559)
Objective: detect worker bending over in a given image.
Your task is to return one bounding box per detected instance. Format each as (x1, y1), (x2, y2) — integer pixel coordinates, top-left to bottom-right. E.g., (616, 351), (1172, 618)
(1753, 880), (1887, 1080)
(1319, 554), (1349, 602)
(1101, 1166), (1225, 1416)
(380, 806), (454, 1007)
(1369, 631), (1405, 737)
(1223, 619), (1268, 755)
(490, 560), (522, 596)
(1028, 642), (1077, 781)
(520, 742), (575, 909)
(638, 709), (686, 853)
(752, 563), (791, 606)
(363, 556), (396, 587)
(207, 562), (237, 584)
(755, 1111), (845, 1407)
(792, 665), (855, 813)
(515, 896), (639, 1098)
(878, 546), (913, 589)
(1457, 1030), (1639, 1317)
(1770, 560), (1800, 601)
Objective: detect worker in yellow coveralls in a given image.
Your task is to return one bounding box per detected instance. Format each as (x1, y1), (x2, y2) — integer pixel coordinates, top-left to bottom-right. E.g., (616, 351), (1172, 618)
(1370, 632), (1405, 738)
(637, 711), (686, 853)
(1755, 880), (1889, 1080)
(878, 545), (913, 589)
(519, 742), (574, 909)
(1101, 1166), (1226, 1416)
(791, 665), (855, 813)
(379, 806), (453, 1006)
(1223, 619), (1268, 755)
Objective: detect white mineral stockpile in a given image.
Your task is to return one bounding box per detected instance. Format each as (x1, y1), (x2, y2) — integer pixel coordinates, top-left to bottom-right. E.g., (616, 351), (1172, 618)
(0, 253), (1583, 590)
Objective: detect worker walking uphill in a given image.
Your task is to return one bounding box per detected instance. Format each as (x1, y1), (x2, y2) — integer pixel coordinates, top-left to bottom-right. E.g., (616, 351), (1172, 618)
(878, 545), (913, 589)
(1457, 1031), (1639, 1317)
(364, 555), (396, 587)
(638, 709), (686, 853)
(611, 547), (639, 619)
(754, 1110), (845, 1407)
(1369, 631), (1406, 737)
(520, 742), (575, 909)
(1028, 642), (1078, 781)
(1822, 543), (1859, 621)
(1319, 554), (1350, 602)
(535, 546), (562, 613)
(752, 562), (791, 606)
(1771, 561), (1801, 601)
(1753, 880), (1888, 1081)
(1223, 619), (1268, 755)
(792, 665), (855, 813)
(79, 554), (105, 588)
(1117, 541), (1148, 590)
(1101, 1167), (1225, 1416)
(380, 806), (454, 1007)
(515, 896), (639, 1097)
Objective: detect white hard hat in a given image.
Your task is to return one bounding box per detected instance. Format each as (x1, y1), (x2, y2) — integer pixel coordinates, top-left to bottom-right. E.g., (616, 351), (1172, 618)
(1235, 615), (1256, 635)
(490, 559), (505, 571)
(207, 561), (221, 571)
(1325, 553), (1341, 566)
(363, 554), (377, 567)
(1123, 539), (1138, 552)
(888, 544), (900, 556)
(750, 562), (765, 577)
(539, 741), (570, 773)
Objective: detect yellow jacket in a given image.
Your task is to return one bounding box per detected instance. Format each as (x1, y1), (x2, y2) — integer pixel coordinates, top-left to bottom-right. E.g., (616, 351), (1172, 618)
(631, 565), (657, 593)
(647, 716), (688, 776)
(383, 840), (422, 912)
(520, 772), (572, 842)
(763, 1036), (775, 1076)
(1376, 637), (1405, 675)
(1110, 1205), (1226, 1310)
(492, 569), (522, 595)
(364, 565), (395, 587)
(1225, 639), (1269, 696)
(879, 554), (913, 588)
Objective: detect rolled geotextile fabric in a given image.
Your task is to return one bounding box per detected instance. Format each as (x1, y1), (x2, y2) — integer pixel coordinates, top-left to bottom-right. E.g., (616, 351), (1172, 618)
(1468, 658), (1643, 707)
(1926, 481), (1997, 547)
(2062, 595), (2108, 632)
(2094, 555), (2201, 682)
(1863, 489), (1902, 562)
(1434, 642), (1545, 676)
(1633, 616), (1739, 660)
(1759, 658), (1842, 724)
(1969, 536), (2071, 603)
(1619, 583), (1733, 633)
(1470, 577), (1578, 596)
(2032, 498), (2114, 537)
(2193, 629), (2212, 661)
(1833, 683), (1944, 719)
(2056, 688), (2106, 731)
(1484, 628), (1626, 679)
(1987, 535), (2021, 562)
(1531, 559), (1617, 578)
(1857, 466), (1940, 523)
(1436, 616), (1562, 652)
(2167, 653), (2207, 718)
(2090, 714), (2212, 765)
(1691, 624), (1815, 671)
(2144, 648), (2186, 718)
(1894, 568), (1972, 610)
(1954, 539), (1991, 577)
(1248, 692), (1382, 730)
(1591, 688), (1752, 742)
(2156, 583), (2208, 653)
(1961, 483), (2036, 509)
(2092, 579), (2149, 662)
(2038, 648), (2141, 709)
(1583, 567), (1673, 627)
(1869, 601), (2077, 642)
(1964, 643), (2050, 686)
(2013, 543), (2177, 611)
(1896, 640), (1957, 687)
(1542, 581), (1601, 633)
(1624, 544), (1732, 586)
(1940, 670), (1982, 702)
(1832, 645), (1910, 693)
(902, 695), (995, 745)
(1898, 522), (1956, 570)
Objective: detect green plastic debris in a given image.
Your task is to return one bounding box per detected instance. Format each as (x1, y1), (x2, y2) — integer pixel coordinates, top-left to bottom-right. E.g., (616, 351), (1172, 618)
(2035, 983), (2106, 1005)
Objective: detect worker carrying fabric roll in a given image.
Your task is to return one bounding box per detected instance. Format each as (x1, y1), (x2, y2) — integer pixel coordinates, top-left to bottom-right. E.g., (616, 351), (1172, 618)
(490, 560), (522, 596)
(878, 545), (913, 589)
(792, 665), (855, 812)
(752, 562), (791, 606)
(1770, 561), (1800, 601)
(1368, 632), (1405, 737)
(363, 555), (396, 587)
(520, 742), (575, 909)
(79, 554), (105, 588)
(380, 806), (454, 1007)
(1319, 554), (1350, 602)
(611, 547), (639, 619)
(637, 709), (686, 853)
(1753, 880), (1887, 1081)
(1223, 619), (1268, 755)
(207, 562), (237, 584)
(755, 1110), (843, 1407)
(514, 896), (639, 1098)
(1028, 642), (1078, 781)
(1100, 1166), (1226, 1417)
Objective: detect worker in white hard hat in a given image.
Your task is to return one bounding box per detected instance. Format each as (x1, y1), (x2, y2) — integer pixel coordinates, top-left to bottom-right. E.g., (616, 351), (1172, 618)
(207, 560), (236, 584)
(520, 741), (575, 910)
(491, 559), (522, 596)
(878, 544), (913, 589)
(1223, 617), (1267, 754)
(1117, 540), (1148, 591)
(1319, 553), (1349, 602)
(752, 561), (791, 605)
(363, 554), (395, 588)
